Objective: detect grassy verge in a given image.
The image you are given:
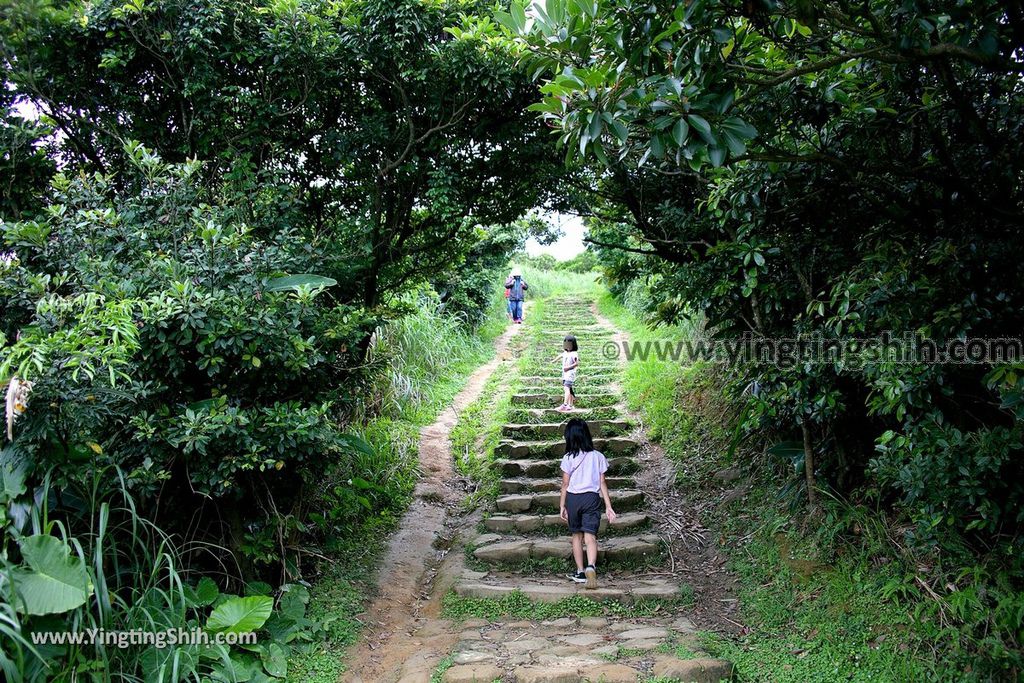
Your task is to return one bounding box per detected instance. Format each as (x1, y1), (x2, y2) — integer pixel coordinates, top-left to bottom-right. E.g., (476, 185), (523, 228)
(596, 292), (733, 487)
(451, 367), (513, 509)
(597, 290), (1022, 681)
(287, 297), (509, 682)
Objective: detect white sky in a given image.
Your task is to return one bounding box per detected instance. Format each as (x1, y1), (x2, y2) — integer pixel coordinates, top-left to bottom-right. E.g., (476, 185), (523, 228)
(525, 211), (587, 261)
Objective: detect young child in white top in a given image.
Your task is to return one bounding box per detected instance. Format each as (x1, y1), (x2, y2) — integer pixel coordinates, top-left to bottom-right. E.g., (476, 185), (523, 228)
(559, 418), (616, 588)
(557, 335), (578, 412)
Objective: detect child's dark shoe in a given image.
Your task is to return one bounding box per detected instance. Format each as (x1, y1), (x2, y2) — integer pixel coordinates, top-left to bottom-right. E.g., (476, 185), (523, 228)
(584, 565), (598, 589)
(567, 570), (587, 584)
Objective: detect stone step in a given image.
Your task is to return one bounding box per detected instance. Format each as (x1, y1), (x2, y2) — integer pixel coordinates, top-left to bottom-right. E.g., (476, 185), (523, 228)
(497, 456), (638, 478)
(498, 475), (635, 494)
(484, 510), (649, 533)
(501, 420), (632, 440)
(506, 406), (622, 423)
(451, 577), (680, 605)
(518, 364), (621, 376)
(495, 489), (644, 513)
(511, 393), (619, 408)
(519, 374), (618, 386)
(495, 436), (639, 458)
(472, 534), (662, 564)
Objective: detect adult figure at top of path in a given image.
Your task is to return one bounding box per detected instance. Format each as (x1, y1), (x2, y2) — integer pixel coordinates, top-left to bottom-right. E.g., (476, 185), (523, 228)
(505, 267), (528, 324)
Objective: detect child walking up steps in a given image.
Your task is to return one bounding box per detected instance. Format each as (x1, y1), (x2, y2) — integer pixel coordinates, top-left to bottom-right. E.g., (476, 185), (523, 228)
(557, 334), (578, 412)
(559, 418), (617, 588)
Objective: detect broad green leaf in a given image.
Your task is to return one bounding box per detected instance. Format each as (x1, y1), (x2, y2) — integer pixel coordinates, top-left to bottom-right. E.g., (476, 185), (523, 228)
(708, 145), (726, 167)
(278, 584), (309, 620)
(245, 581), (273, 597)
(195, 576), (219, 606)
(723, 117), (758, 139)
(671, 118), (689, 146)
(264, 274), (337, 293)
(722, 130), (746, 156)
(0, 449), (27, 501)
(510, 1), (527, 31)
(687, 114), (716, 145)
(206, 596), (274, 633)
(608, 119), (628, 143)
(11, 535), (93, 615)
(261, 642), (288, 678)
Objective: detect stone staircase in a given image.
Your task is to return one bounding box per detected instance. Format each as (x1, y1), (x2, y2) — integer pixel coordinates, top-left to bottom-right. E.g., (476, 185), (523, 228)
(427, 295), (735, 683)
(452, 296), (686, 607)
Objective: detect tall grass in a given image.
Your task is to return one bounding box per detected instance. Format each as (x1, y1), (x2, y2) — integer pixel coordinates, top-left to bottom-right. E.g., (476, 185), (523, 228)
(0, 467), (287, 683)
(509, 264), (602, 301)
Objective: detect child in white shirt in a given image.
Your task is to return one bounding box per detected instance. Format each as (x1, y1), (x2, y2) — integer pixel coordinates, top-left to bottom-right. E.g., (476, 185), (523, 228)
(557, 335), (578, 412)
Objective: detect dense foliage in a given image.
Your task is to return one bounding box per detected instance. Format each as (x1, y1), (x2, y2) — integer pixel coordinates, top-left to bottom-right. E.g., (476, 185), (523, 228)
(0, 1), (564, 679)
(490, 0), (1024, 672)
(498, 0), (1024, 546)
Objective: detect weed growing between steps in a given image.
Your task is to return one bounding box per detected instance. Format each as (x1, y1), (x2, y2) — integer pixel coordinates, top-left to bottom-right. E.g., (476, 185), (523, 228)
(597, 294), (1024, 680)
(441, 590), (689, 621)
(430, 654), (456, 683)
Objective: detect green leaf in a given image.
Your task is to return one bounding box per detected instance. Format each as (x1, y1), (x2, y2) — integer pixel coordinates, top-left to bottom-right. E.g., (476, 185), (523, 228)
(195, 576), (220, 606)
(687, 114), (715, 145)
(671, 118), (689, 146)
(722, 130), (746, 156)
(608, 119), (628, 143)
(245, 581), (273, 597)
(261, 642), (288, 678)
(264, 274), (337, 293)
(723, 117), (758, 139)
(650, 135), (664, 159)
(510, 2), (528, 31)
(0, 449), (28, 501)
(11, 535), (93, 615)
(206, 596), (274, 634)
(278, 584), (309, 620)
(708, 145), (726, 167)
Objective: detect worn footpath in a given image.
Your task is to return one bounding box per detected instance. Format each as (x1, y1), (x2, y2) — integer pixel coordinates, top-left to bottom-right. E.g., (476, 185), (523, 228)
(347, 296), (736, 683)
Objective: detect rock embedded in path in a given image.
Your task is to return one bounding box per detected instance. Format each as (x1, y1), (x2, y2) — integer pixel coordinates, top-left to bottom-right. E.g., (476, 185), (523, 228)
(671, 617), (697, 633)
(713, 466), (743, 483)
(472, 539), (533, 562)
(442, 663), (505, 683)
(618, 637), (662, 650)
(618, 626), (671, 640)
(472, 533), (501, 547)
(582, 663), (646, 682)
(452, 650), (493, 664)
(504, 637), (550, 654)
(513, 663), (641, 683)
(557, 632), (607, 647)
(652, 656), (735, 683)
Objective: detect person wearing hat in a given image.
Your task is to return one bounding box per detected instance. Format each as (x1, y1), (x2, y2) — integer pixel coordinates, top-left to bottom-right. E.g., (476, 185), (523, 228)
(504, 267), (528, 323)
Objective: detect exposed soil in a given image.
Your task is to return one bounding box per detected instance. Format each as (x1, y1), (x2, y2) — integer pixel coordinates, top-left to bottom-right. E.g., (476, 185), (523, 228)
(341, 319), (523, 683)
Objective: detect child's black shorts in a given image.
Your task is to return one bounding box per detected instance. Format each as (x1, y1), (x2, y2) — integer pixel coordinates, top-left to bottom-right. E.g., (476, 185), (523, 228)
(565, 491), (602, 534)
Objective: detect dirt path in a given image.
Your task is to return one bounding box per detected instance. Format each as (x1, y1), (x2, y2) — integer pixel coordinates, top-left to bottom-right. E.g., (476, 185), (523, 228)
(342, 320), (523, 683)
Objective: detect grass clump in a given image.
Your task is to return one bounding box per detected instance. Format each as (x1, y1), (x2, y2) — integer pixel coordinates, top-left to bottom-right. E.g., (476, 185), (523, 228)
(441, 590), (686, 621)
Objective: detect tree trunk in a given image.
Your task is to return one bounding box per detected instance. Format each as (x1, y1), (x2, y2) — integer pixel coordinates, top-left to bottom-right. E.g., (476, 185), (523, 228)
(801, 420), (819, 513)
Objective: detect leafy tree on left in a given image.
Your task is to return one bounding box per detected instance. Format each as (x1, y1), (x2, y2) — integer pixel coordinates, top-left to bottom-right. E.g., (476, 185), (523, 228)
(0, 0), (565, 313)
